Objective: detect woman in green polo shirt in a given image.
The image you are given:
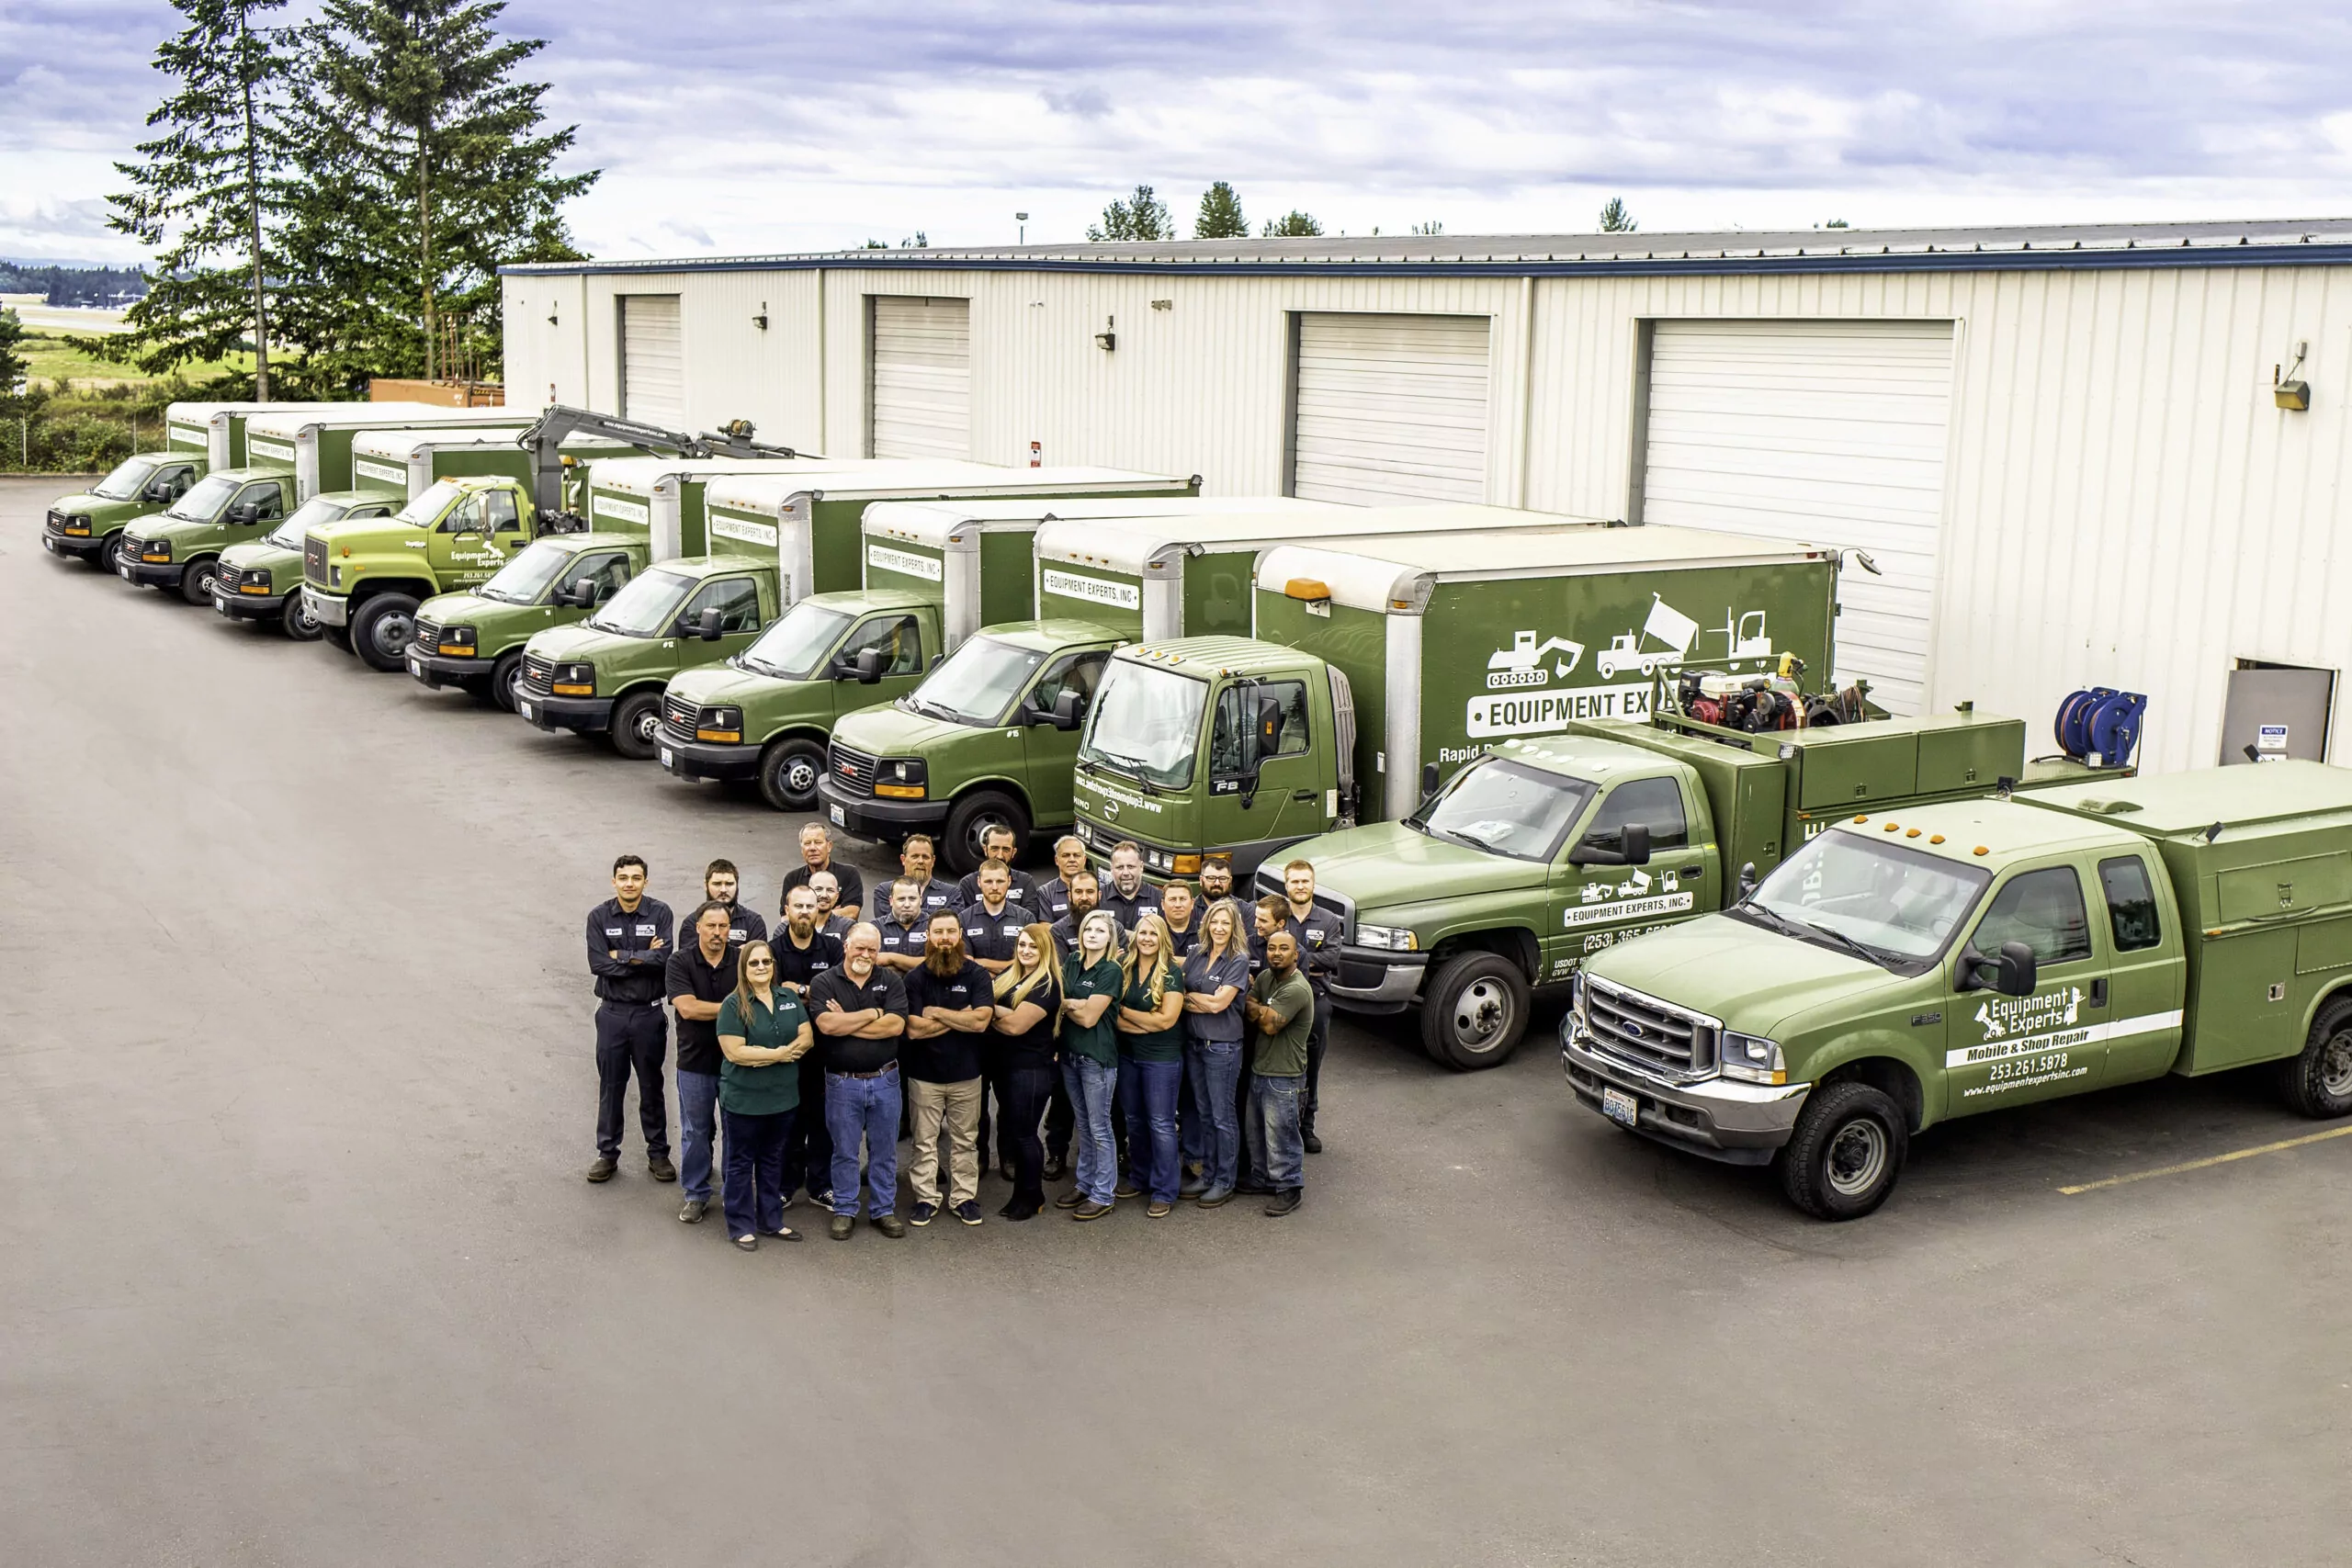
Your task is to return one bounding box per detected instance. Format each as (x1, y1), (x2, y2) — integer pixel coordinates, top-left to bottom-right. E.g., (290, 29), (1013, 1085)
(1057, 910), (1125, 1221)
(717, 941), (814, 1250)
(1114, 913), (1188, 1216)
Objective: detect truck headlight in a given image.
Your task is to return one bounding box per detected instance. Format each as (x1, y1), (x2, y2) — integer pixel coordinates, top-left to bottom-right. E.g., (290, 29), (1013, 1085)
(139, 538), (172, 562)
(1354, 924), (1418, 952)
(1719, 1032), (1786, 1086)
(874, 757), (928, 800)
(63, 514), (92, 536)
(695, 705), (744, 743)
(330, 564), (343, 587)
(437, 626), (477, 654)
(552, 661), (596, 696)
(1143, 845), (1175, 874)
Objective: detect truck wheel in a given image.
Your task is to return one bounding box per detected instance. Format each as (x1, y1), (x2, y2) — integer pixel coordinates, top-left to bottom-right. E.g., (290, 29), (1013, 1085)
(1777, 1080), (1907, 1220)
(1419, 951), (1530, 1069)
(322, 622), (353, 653)
(943, 791), (1029, 875)
(179, 558), (220, 606)
(609, 690), (663, 761)
(757, 738), (827, 812)
(350, 592), (420, 672)
(98, 533), (129, 573)
(2278, 998), (2352, 1118)
(486, 649), (526, 712)
(281, 590), (325, 641)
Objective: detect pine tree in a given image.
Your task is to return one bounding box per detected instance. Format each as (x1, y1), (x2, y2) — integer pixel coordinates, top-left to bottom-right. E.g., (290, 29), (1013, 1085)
(1599, 197), (1636, 233)
(1194, 182), (1248, 240)
(301, 0), (596, 383)
(103, 0), (296, 397)
(1089, 185), (1171, 243)
(0, 307), (28, 398)
(1261, 210), (1322, 238)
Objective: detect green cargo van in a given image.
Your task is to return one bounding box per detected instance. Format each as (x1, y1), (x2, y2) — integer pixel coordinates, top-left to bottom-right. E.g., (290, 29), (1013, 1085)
(243, 404), (524, 502)
(40, 451), (209, 570)
(409, 530), (653, 708)
(115, 464), (300, 604)
(211, 490), (400, 638)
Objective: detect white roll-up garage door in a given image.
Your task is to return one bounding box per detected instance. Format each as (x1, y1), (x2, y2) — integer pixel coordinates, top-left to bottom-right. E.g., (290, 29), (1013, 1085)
(869, 296), (971, 459)
(1290, 312), (1491, 505)
(618, 295), (684, 429)
(1643, 319), (1954, 715)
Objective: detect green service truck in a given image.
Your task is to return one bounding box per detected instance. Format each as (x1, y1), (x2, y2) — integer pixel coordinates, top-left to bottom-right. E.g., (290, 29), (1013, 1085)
(211, 490), (399, 638)
(114, 464), (300, 604)
(659, 491), (1208, 814)
(1563, 761), (2352, 1219)
(40, 450), (209, 570)
(819, 501), (1595, 872)
(525, 462), (1193, 764)
(243, 404), (524, 502)
(301, 474), (541, 667)
(346, 424), (524, 496)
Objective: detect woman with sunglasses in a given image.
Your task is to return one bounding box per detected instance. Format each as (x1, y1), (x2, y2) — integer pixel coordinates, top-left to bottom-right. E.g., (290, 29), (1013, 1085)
(715, 940), (814, 1250)
(1056, 909), (1124, 1221)
(988, 923), (1062, 1221)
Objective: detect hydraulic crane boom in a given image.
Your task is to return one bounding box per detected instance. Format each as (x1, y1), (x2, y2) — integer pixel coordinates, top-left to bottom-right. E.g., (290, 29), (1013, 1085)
(517, 404), (805, 531)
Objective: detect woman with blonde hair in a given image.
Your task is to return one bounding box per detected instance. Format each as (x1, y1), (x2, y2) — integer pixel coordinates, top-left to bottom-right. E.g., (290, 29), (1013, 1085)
(1180, 898), (1251, 1207)
(715, 941), (815, 1250)
(1057, 909), (1125, 1220)
(1114, 912), (1188, 1216)
(988, 923), (1061, 1222)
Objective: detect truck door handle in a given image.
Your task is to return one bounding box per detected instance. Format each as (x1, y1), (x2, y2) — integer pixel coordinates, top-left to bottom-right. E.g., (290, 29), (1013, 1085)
(2089, 978), (2108, 1008)
(1680, 864), (1703, 878)
(1292, 789), (1316, 802)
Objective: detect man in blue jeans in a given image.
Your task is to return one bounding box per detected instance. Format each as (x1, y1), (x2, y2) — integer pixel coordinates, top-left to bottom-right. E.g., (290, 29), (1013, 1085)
(809, 922), (910, 1239)
(663, 902), (740, 1224)
(1242, 930), (1313, 1217)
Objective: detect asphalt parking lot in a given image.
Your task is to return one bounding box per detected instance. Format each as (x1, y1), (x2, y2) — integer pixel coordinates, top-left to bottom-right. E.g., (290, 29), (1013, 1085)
(2, 474), (2345, 1566)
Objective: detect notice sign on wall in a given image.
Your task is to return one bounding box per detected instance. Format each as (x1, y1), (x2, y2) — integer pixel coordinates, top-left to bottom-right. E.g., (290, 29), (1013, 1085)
(867, 544), (944, 581)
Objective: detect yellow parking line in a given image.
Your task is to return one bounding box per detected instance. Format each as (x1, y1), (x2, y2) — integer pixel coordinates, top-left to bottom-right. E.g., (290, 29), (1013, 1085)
(2059, 1123), (2352, 1195)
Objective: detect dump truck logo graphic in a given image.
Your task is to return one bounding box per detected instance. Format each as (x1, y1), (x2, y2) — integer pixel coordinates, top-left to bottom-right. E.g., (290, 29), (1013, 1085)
(1593, 595), (1702, 679)
(1486, 630), (1586, 689)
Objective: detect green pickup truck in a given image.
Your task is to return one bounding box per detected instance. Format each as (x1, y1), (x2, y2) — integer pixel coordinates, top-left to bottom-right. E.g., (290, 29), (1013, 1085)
(40, 452), (208, 571)
(115, 465), (299, 604)
(1564, 760), (2352, 1218)
(300, 475), (535, 668)
(210, 490), (398, 637)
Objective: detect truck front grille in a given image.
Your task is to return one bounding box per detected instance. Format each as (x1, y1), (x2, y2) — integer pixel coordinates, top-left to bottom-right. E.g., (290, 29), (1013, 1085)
(214, 564), (243, 590)
(1582, 977), (1716, 1079)
(830, 742), (877, 797)
(522, 652), (557, 694)
(304, 537), (329, 586)
(44, 510), (66, 535)
(664, 694), (697, 732)
(413, 617), (443, 651)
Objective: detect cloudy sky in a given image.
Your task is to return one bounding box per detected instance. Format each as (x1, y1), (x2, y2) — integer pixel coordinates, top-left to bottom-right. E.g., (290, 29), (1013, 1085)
(4, 0), (2350, 265)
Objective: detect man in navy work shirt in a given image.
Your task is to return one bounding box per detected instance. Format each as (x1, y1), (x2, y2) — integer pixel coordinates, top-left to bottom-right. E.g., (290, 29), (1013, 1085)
(1101, 840), (1162, 930)
(664, 902), (740, 1225)
(808, 871), (855, 940)
(703, 859), (766, 947)
(955, 823), (1041, 912)
(773, 886), (844, 1209)
(1032, 835), (1090, 925)
(779, 821), (864, 919)
(1276, 859), (1345, 1154)
(903, 910), (995, 1226)
(810, 923), (910, 1240)
(867, 834), (959, 920)
(1049, 870), (1108, 953)
(874, 879), (929, 972)
(958, 862), (1035, 975)
(585, 854), (675, 1184)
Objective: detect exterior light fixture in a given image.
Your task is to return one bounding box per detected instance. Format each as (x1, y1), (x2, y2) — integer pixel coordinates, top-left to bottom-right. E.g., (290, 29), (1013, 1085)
(1095, 314), (1116, 352)
(753, 302), (769, 332)
(2276, 340), (2311, 411)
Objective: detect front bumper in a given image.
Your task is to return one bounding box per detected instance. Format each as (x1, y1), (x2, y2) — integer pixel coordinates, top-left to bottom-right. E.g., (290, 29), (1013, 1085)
(210, 582), (288, 621)
(42, 529), (103, 560)
(302, 585), (349, 627)
(655, 722), (761, 782)
(1562, 1016), (1810, 1167)
(816, 777), (949, 838)
(407, 647), (489, 688)
(120, 557), (183, 589)
(516, 687), (613, 734)
(1328, 946), (1430, 1011)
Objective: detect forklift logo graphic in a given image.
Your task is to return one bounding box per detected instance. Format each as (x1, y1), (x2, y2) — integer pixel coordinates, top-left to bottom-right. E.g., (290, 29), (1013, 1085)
(1471, 594), (1744, 739)
(1973, 987), (2082, 1042)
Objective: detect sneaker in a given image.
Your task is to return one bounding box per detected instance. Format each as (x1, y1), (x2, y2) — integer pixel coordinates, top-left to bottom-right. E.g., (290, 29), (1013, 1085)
(648, 1155), (678, 1183)
(1071, 1201), (1113, 1221)
(1196, 1187), (1235, 1208)
(874, 1214), (909, 1239)
(829, 1214), (854, 1241)
(1053, 1190), (1086, 1210)
(677, 1197), (708, 1224)
(734, 1235), (759, 1252)
(1303, 1129), (1323, 1155)
(585, 1156), (618, 1183)
(1114, 1181), (1143, 1201)
(1263, 1189), (1302, 1217)
(1147, 1200), (1172, 1218)
(954, 1201), (984, 1226)
(762, 1225), (802, 1243)
(818, 1189), (836, 1207)
(909, 1201), (938, 1227)
(1041, 1156), (1068, 1180)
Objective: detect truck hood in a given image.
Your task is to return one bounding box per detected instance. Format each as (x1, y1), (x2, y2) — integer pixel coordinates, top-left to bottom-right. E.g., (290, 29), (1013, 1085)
(666, 661), (786, 706)
(220, 540), (301, 571)
(141, 513), (232, 545)
(1299, 822), (1548, 913)
(526, 621), (638, 664)
(420, 590), (496, 624)
(831, 700), (978, 753)
(1583, 912), (1915, 1038)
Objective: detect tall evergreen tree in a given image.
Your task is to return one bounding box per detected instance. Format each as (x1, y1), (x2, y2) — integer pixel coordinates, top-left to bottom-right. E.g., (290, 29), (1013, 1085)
(0, 307), (28, 398)
(1193, 182), (1248, 240)
(1261, 210), (1322, 238)
(301, 0), (596, 382)
(104, 0), (296, 397)
(1089, 185), (1171, 243)
(1598, 197), (1636, 232)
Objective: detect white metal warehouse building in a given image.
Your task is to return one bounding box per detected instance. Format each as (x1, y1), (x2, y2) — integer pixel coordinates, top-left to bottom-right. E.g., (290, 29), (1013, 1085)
(503, 220), (2352, 774)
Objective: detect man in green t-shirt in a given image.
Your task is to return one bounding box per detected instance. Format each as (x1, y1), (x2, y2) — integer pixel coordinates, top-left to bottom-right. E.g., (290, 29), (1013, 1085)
(1243, 931), (1314, 1216)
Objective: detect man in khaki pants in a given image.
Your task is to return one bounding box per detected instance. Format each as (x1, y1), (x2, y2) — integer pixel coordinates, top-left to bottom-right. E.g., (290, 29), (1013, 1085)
(902, 910), (993, 1226)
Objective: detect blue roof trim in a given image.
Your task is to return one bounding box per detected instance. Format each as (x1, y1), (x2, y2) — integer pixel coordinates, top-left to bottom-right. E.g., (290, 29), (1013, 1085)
(503, 243), (2352, 281)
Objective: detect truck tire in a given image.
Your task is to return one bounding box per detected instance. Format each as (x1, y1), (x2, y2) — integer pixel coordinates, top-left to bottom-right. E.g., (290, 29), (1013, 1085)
(486, 649), (525, 712)
(97, 532), (129, 573)
(322, 622), (353, 653)
(609, 690), (663, 761)
(179, 557), (220, 606)
(757, 737), (827, 812)
(943, 791), (1030, 875)
(2278, 997), (2352, 1118)
(281, 590), (325, 641)
(350, 592), (420, 672)
(1777, 1079), (1907, 1220)
(1419, 951), (1530, 1069)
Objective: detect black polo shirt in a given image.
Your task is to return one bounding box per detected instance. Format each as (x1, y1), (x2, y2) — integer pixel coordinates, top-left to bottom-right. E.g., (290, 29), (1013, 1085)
(715, 900), (766, 948)
(957, 865), (1042, 912)
(779, 861), (864, 919)
(808, 964), (908, 1075)
(903, 959), (992, 1083)
(870, 876), (961, 920)
(664, 941), (740, 1076)
(771, 928), (843, 993)
(1101, 882), (1161, 930)
(1159, 915), (1200, 957)
(958, 899), (1036, 964)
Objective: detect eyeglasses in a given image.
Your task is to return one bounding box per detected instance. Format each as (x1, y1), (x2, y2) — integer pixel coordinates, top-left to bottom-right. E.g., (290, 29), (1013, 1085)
(745, 959), (775, 969)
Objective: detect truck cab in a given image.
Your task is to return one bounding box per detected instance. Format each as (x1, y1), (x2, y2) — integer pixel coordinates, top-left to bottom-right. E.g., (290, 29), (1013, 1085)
(657, 589), (944, 812)
(300, 475), (534, 669)
(820, 620), (1124, 874)
(407, 533), (650, 710)
(117, 465), (298, 604)
(42, 452), (209, 571)
(211, 490), (398, 637)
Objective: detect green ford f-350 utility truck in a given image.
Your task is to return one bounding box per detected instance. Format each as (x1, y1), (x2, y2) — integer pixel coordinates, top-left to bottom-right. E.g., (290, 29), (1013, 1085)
(527, 461), (1193, 765)
(115, 465), (300, 604)
(211, 490), (398, 637)
(1563, 760), (2352, 1219)
(41, 451), (209, 570)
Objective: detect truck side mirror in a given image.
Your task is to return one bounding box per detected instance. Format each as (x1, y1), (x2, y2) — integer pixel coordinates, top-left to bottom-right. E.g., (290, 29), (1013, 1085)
(1994, 941), (2038, 997)
(1053, 689), (1083, 729)
(228, 501), (260, 525)
(1255, 697), (1282, 760)
(854, 647), (886, 683)
(695, 607), (724, 641)
(144, 479), (175, 502)
(1736, 861), (1758, 899)
(1619, 823), (1651, 866)
(562, 579), (597, 608)
(1420, 761), (1442, 799)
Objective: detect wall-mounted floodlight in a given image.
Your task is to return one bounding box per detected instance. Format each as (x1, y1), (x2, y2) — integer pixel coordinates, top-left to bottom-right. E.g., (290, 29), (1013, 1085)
(753, 301), (769, 332)
(1095, 314), (1116, 352)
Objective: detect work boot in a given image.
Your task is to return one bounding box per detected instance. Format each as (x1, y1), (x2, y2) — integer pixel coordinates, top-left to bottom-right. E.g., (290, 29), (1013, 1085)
(829, 1214), (855, 1241)
(648, 1155), (678, 1183)
(874, 1214), (909, 1239)
(1053, 1190), (1086, 1210)
(1263, 1189), (1303, 1217)
(1042, 1156), (1068, 1181)
(1303, 1127), (1323, 1155)
(585, 1156), (618, 1183)
(678, 1197), (708, 1224)
(1196, 1187), (1235, 1208)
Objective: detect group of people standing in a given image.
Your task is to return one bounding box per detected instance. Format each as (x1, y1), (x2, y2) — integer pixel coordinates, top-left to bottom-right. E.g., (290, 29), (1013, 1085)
(582, 824), (1342, 1252)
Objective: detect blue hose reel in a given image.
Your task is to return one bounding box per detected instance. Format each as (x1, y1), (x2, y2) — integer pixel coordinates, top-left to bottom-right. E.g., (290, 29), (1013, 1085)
(2053, 688), (2147, 767)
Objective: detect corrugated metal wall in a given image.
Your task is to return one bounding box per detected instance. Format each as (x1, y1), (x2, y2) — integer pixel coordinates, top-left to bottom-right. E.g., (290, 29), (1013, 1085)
(503, 258), (2352, 773)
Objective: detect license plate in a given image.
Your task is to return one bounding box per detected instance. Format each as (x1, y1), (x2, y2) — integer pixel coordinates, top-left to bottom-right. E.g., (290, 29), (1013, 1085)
(40, 536), (53, 553)
(407, 655), (424, 676)
(659, 747), (673, 767)
(518, 701), (535, 720)
(119, 563), (133, 580)
(1600, 1087), (1640, 1128)
(829, 804), (846, 827)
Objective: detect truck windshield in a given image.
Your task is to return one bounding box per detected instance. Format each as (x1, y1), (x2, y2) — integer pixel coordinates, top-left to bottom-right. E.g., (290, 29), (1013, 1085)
(1412, 759), (1597, 862)
(391, 479), (464, 527)
(586, 567), (695, 637)
(89, 456), (165, 501)
(164, 474), (241, 524)
(1080, 660), (1208, 789)
(904, 635), (1045, 726)
(478, 540), (578, 604)
(1741, 831), (1993, 965)
(267, 496), (352, 550)
(737, 600), (852, 681)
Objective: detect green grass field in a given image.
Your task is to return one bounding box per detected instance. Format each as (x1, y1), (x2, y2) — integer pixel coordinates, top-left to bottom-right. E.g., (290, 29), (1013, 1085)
(17, 329), (251, 390)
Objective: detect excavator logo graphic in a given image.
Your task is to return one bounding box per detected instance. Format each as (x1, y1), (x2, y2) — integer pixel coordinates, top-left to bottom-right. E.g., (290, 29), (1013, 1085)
(1486, 630), (1586, 690)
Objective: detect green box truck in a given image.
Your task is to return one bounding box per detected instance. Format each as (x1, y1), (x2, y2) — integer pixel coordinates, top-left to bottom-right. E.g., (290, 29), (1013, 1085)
(520, 462), (1191, 762)
(301, 475), (542, 668)
(243, 405), (525, 502)
(408, 527), (655, 709)
(40, 450), (209, 571)
(659, 492), (1204, 816)
(210, 490), (401, 637)
(167, 400), (350, 468)
(114, 464), (301, 604)
(346, 423), (643, 505)
(1564, 761), (2352, 1218)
